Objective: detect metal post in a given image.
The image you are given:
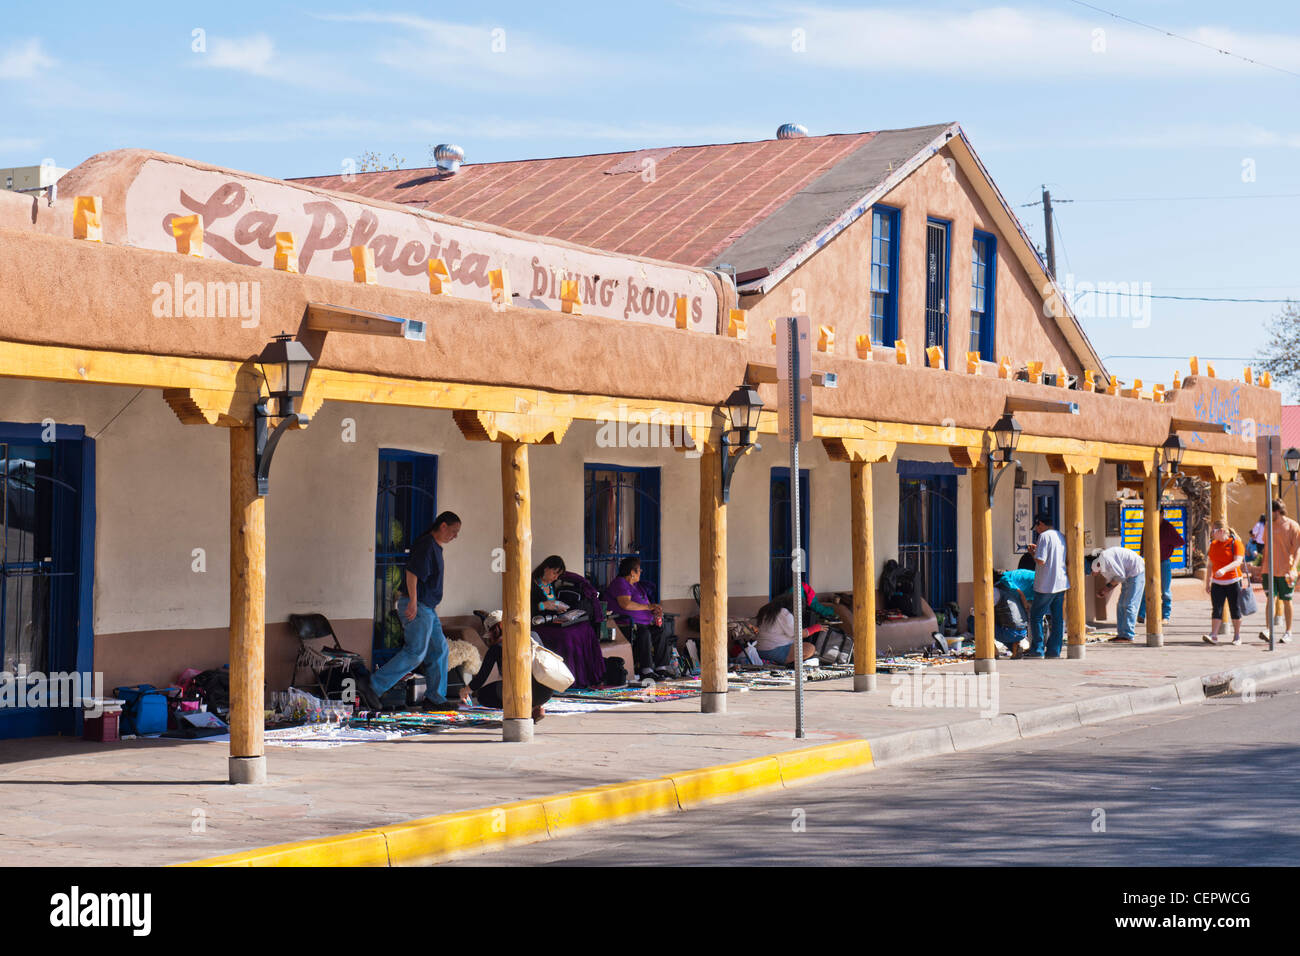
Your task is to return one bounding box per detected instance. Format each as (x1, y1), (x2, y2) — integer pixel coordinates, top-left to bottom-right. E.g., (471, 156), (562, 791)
(1042, 187), (1056, 280)
(787, 316), (805, 739)
(1267, 479), (1275, 652)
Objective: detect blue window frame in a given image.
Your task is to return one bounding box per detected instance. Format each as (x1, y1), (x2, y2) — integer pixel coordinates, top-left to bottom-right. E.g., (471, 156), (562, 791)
(585, 465), (661, 597)
(869, 205), (900, 345)
(971, 230), (997, 362)
(769, 467), (810, 599)
(373, 449), (438, 665)
(0, 423), (95, 740)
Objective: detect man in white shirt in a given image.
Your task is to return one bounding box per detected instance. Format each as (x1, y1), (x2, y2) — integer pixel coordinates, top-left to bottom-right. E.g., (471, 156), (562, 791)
(1027, 513), (1070, 658)
(1092, 545), (1146, 641)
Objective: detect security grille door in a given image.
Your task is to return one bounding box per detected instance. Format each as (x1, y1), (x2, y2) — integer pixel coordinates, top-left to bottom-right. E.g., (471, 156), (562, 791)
(584, 466), (661, 594)
(898, 475), (957, 612)
(925, 221), (949, 358)
(373, 450), (437, 664)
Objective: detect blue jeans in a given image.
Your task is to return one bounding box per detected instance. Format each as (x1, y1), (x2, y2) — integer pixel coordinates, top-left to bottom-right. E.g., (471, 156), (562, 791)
(1137, 559), (1173, 622)
(1117, 573), (1145, 640)
(995, 625), (1027, 650)
(1028, 590), (1065, 657)
(370, 598), (449, 702)
(758, 643), (793, 664)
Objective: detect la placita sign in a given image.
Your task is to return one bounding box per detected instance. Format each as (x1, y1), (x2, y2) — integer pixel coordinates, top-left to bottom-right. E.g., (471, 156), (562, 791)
(121, 159), (719, 330)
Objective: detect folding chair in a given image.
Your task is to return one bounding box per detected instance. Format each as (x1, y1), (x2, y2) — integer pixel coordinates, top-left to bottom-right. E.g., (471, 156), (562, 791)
(288, 613), (364, 699)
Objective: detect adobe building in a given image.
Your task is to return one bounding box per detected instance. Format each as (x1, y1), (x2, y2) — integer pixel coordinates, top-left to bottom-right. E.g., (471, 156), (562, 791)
(0, 123), (1276, 783)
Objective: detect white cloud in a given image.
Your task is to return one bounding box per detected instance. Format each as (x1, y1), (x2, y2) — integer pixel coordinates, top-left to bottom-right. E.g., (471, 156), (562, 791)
(0, 38), (56, 79)
(316, 12), (611, 84)
(201, 34), (278, 77)
(723, 4), (1300, 78)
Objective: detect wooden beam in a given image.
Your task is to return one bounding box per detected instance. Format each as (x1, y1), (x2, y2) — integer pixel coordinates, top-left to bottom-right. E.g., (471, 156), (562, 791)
(949, 446), (984, 470)
(1004, 395), (1079, 415)
(699, 446), (727, 713)
(1064, 472), (1087, 657)
(821, 437), (896, 463)
(452, 409), (570, 445)
(500, 439), (533, 742)
(228, 426), (266, 783)
(305, 302), (425, 341)
(1143, 472), (1163, 646)
(1210, 478), (1229, 531)
(1170, 417), (1230, 434)
(850, 460), (877, 690)
(970, 464), (996, 672)
(744, 361), (835, 387)
(1046, 454), (1100, 475)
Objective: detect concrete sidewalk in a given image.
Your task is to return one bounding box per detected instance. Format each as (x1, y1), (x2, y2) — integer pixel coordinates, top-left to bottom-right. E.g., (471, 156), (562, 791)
(2, 587), (1297, 866)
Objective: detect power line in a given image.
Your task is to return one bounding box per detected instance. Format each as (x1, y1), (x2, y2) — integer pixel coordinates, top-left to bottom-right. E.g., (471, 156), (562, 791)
(1020, 193), (1300, 207)
(1103, 354), (1255, 361)
(1072, 290), (1296, 304)
(1051, 208), (1073, 275)
(1062, 0), (1300, 80)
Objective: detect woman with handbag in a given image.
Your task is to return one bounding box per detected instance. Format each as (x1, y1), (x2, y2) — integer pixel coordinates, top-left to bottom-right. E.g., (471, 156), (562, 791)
(1202, 520), (1246, 645)
(460, 611), (555, 721)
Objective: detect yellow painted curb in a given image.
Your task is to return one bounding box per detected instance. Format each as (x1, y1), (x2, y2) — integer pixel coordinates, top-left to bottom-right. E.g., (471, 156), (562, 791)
(180, 827), (391, 867)
(542, 779), (680, 834)
(383, 799), (551, 866)
(666, 755), (784, 808)
(182, 739), (875, 867)
(774, 739), (874, 785)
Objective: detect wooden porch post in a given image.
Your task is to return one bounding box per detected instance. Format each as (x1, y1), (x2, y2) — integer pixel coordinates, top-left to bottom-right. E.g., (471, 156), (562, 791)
(1064, 471), (1087, 658)
(1211, 477), (1229, 529)
(501, 438), (533, 741)
(699, 445), (727, 713)
(1047, 455), (1098, 660)
(970, 463), (996, 673)
(823, 439), (894, 690)
(849, 460), (877, 691)
(228, 425), (266, 784)
(1143, 469), (1163, 646)
(453, 409), (569, 743)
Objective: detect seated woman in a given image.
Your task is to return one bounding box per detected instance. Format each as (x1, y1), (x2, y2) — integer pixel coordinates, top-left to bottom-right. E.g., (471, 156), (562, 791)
(606, 556), (673, 680)
(530, 555), (606, 688)
(459, 610), (550, 721)
(753, 591), (819, 666)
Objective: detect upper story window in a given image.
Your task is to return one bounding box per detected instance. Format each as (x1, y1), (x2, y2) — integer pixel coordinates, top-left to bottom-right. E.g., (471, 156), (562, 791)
(869, 205), (900, 345)
(970, 230), (997, 362)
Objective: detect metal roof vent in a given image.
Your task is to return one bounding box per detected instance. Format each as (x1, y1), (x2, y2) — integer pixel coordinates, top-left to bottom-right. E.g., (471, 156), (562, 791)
(776, 123), (808, 140)
(434, 143), (465, 174)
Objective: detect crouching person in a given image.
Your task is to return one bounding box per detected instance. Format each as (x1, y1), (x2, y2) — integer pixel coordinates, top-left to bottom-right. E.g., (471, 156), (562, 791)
(459, 610), (552, 722)
(754, 592), (819, 666)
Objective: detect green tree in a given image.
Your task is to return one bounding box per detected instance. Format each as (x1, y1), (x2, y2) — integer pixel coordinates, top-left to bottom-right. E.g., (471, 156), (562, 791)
(1258, 301), (1300, 399)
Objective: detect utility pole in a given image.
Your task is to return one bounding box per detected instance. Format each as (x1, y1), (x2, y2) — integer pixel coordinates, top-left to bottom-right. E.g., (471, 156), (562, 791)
(1041, 186), (1056, 280)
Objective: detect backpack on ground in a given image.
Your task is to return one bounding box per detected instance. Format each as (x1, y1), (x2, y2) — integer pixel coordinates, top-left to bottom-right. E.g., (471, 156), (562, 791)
(603, 656), (628, 687)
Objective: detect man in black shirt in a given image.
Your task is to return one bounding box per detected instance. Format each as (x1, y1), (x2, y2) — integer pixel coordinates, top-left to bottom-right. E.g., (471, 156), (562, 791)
(370, 511), (461, 709)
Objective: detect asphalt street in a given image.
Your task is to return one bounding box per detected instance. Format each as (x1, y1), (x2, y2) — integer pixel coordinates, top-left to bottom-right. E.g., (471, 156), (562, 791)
(449, 676), (1300, 866)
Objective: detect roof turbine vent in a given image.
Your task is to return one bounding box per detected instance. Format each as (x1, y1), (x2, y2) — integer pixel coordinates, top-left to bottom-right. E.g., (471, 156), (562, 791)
(434, 143), (465, 174)
(776, 123), (808, 140)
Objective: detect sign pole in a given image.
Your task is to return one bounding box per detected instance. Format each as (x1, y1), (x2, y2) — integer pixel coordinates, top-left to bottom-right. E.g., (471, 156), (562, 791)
(1258, 436), (1279, 652)
(1267, 477), (1275, 652)
(788, 316), (805, 739)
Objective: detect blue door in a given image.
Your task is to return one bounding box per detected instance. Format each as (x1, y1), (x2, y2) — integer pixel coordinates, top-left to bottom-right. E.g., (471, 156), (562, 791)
(373, 450), (437, 667)
(585, 465), (661, 595)
(898, 474), (958, 612)
(1032, 481), (1060, 540)
(770, 467), (810, 598)
(0, 425), (95, 740)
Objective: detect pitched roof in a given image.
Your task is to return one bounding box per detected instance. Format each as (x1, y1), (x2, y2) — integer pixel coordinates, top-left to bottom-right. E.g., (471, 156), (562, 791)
(291, 124), (952, 276)
(1282, 404), (1300, 449)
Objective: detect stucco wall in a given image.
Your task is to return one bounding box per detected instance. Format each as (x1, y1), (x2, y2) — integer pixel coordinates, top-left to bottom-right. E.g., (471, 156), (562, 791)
(744, 147), (1081, 375)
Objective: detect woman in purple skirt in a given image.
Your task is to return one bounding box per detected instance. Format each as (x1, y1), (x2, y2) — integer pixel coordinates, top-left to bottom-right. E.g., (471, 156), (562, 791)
(530, 555), (607, 687)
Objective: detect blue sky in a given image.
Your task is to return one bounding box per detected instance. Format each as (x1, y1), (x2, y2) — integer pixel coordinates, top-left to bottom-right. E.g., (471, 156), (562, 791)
(3, 0), (1298, 392)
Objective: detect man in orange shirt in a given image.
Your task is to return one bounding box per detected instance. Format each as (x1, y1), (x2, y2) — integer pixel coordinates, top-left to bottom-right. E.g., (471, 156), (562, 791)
(1259, 498), (1300, 644)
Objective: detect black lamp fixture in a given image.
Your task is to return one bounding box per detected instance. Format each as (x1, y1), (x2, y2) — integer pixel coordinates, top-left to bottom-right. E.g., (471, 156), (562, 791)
(719, 383), (764, 503)
(254, 333), (315, 496)
(986, 412), (1022, 507)
(1284, 446), (1300, 482)
(1157, 430), (1185, 498)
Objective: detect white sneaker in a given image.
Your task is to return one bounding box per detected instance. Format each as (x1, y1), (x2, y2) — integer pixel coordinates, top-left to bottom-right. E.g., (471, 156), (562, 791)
(1284, 632), (1294, 644)
(1202, 635), (1219, 645)
(1231, 636), (1242, 646)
